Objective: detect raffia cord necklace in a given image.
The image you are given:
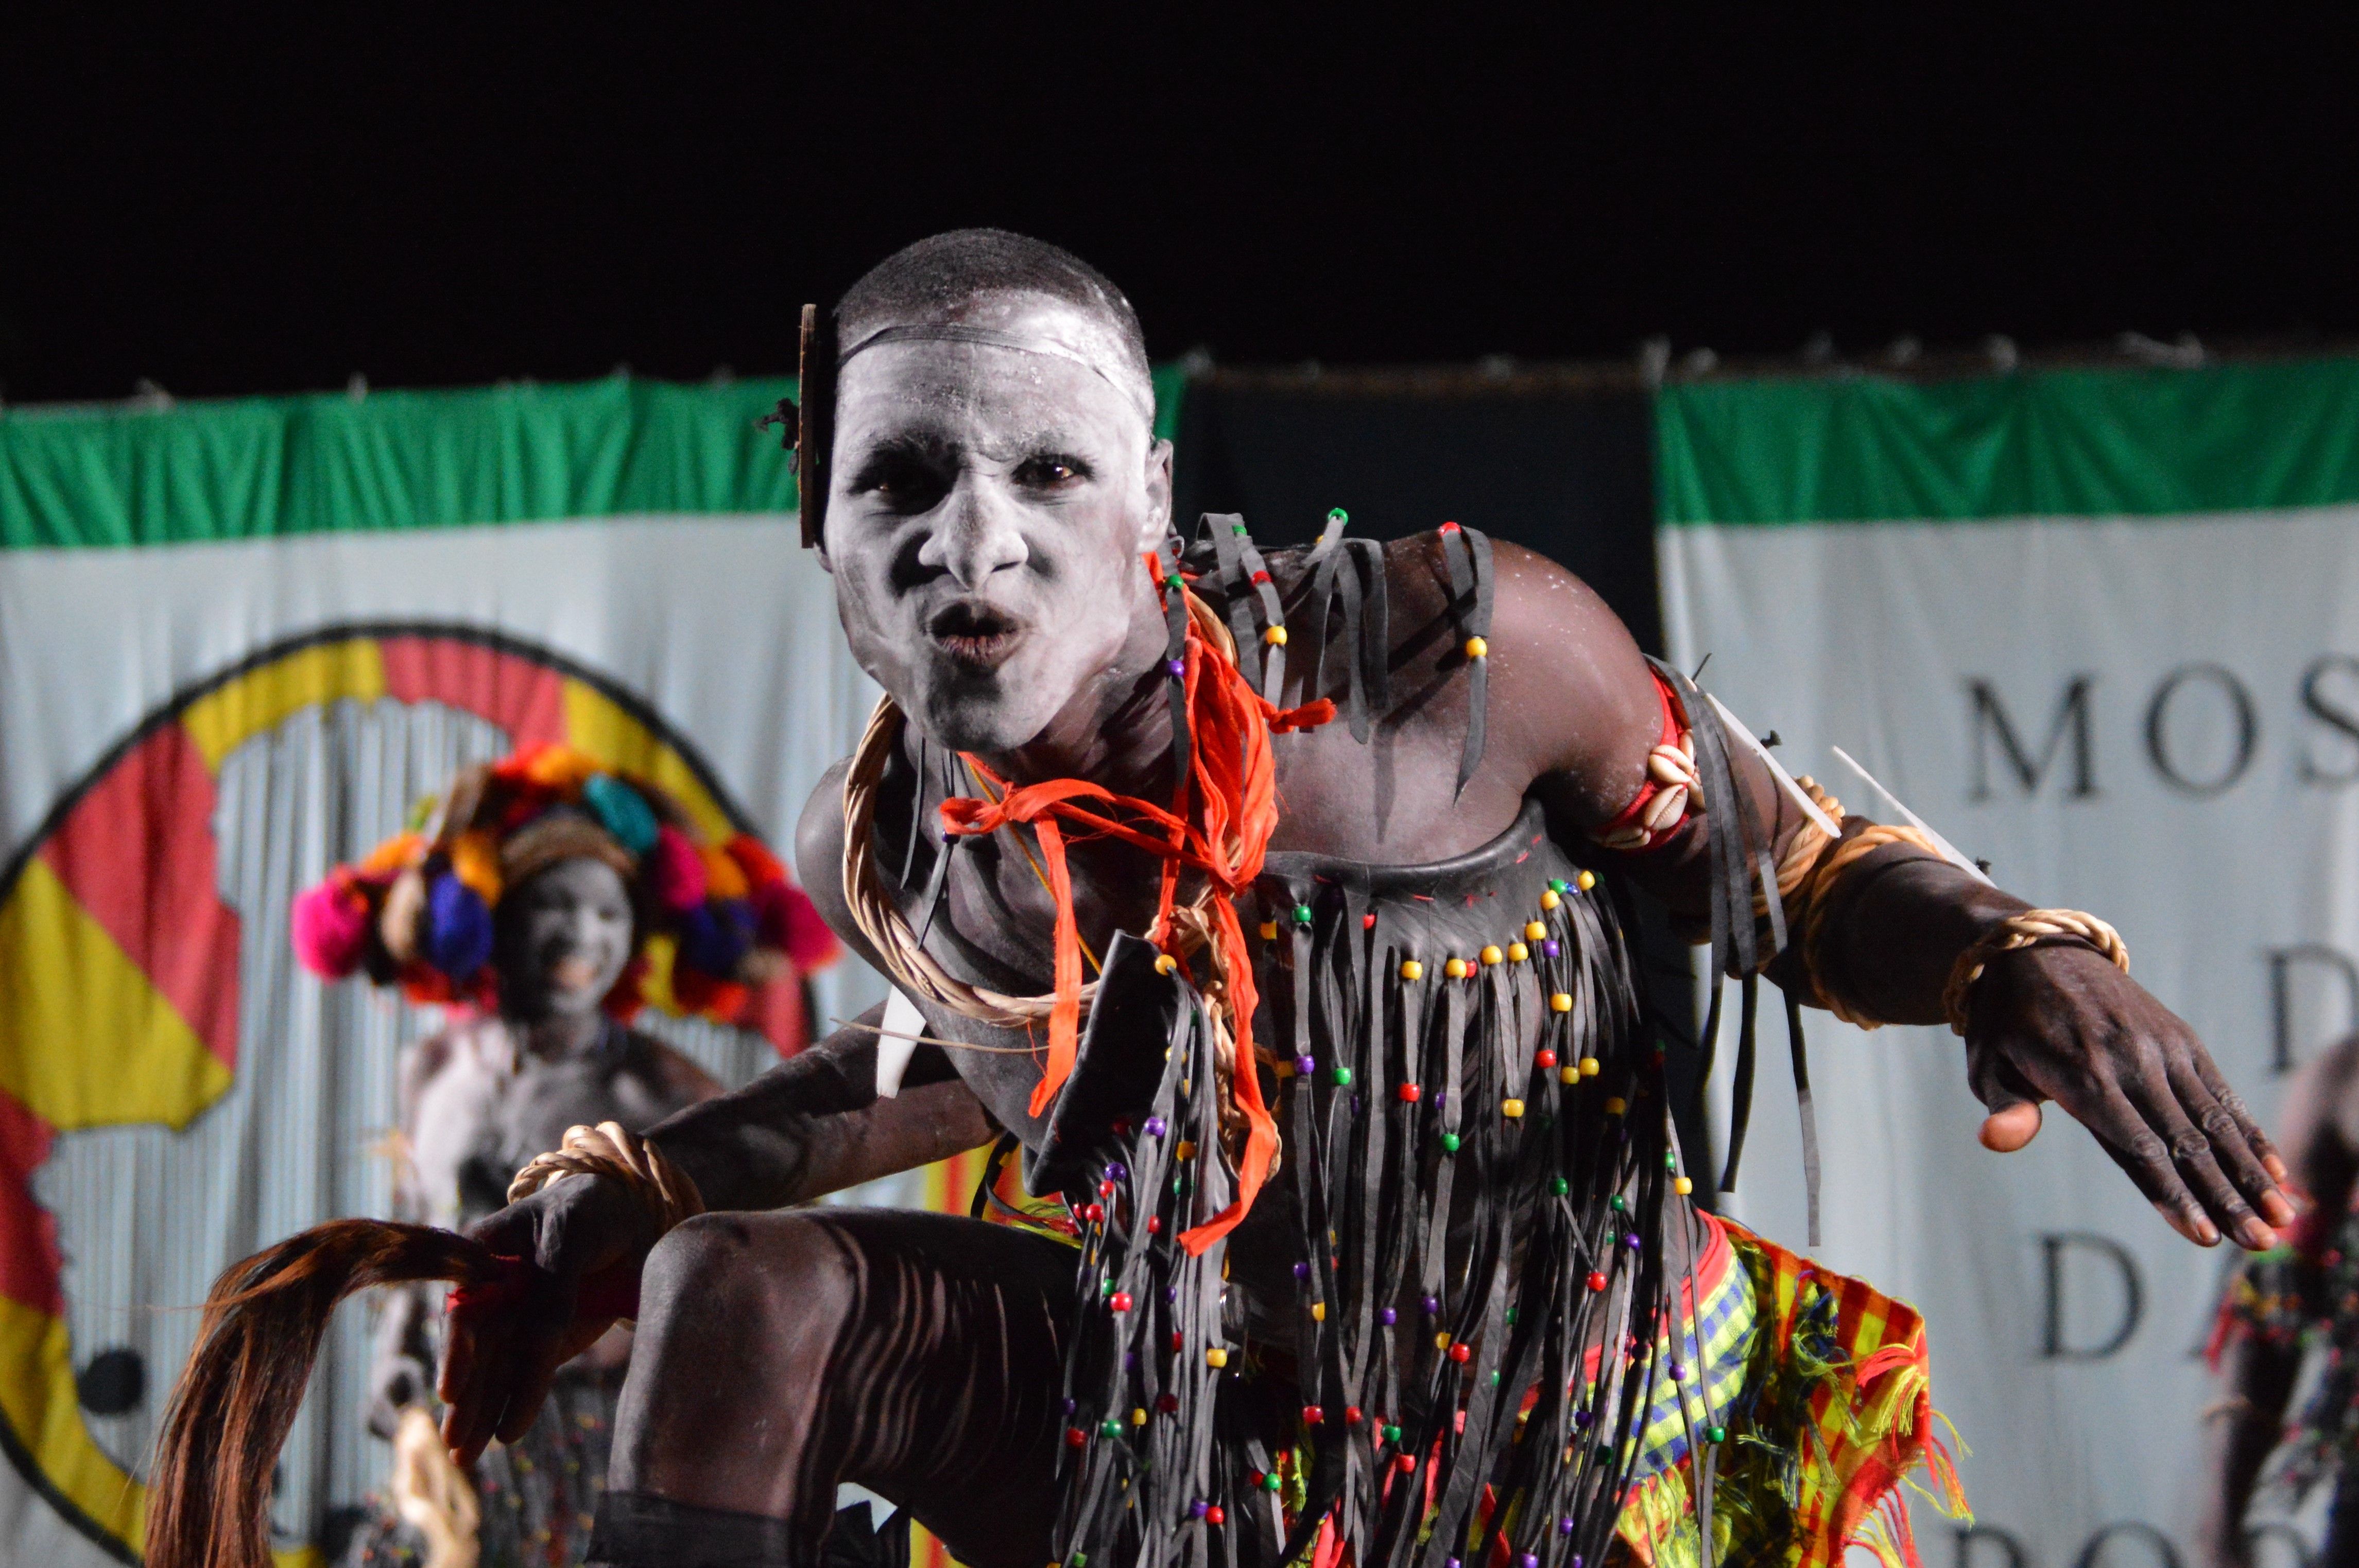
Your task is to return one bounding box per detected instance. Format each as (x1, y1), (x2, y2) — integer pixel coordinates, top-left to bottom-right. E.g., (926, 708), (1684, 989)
(840, 571), (1332, 1247)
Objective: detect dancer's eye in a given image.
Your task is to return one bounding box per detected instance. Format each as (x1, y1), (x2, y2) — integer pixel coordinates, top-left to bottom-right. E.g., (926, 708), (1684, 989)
(849, 447), (952, 511)
(1013, 453), (1092, 489)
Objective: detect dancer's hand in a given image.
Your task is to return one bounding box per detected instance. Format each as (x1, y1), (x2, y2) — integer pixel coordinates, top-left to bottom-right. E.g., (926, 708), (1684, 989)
(438, 1173), (662, 1466)
(1963, 944), (2294, 1249)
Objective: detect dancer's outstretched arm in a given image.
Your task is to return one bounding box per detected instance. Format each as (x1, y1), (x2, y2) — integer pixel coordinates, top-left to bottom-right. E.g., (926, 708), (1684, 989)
(644, 1011), (995, 1212)
(1483, 539), (2292, 1249)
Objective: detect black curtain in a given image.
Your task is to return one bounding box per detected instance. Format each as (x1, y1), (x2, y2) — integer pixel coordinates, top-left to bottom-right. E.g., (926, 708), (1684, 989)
(1171, 374), (1663, 653)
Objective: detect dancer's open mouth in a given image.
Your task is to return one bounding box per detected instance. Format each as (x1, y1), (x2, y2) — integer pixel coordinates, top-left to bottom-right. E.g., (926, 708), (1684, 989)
(929, 601), (1027, 670)
(549, 956), (600, 991)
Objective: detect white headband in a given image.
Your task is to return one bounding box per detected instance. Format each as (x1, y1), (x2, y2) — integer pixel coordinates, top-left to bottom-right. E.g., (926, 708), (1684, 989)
(836, 322), (1155, 423)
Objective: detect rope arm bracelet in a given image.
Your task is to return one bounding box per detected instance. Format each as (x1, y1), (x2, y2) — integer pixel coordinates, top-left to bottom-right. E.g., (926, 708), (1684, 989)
(1758, 777), (1960, 1028)
(1940, 908), (2129, 1036)
(1600, 687), (2135, 1035)
(507, 1121), (705, 1237)
(1768, 791), (2130, 1032)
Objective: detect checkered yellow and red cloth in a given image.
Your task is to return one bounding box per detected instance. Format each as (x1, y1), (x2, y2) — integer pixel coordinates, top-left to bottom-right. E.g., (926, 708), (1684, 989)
(1618, 1216), (1968, 1568)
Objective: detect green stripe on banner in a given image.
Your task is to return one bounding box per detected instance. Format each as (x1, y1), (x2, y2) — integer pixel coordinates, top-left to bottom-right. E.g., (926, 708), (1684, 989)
(0, 365), (1191, 549)
(1655, 356), (2359, 525)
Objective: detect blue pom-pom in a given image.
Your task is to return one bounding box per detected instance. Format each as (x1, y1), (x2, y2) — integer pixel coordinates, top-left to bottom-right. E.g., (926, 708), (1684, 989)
(582, 773), (659, 856)
(676, 899), (755, 977)
(423, 872), (494, 979)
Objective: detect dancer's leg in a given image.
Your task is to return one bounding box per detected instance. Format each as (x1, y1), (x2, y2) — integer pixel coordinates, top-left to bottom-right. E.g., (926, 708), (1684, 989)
(593, 1208), (1074, 1568)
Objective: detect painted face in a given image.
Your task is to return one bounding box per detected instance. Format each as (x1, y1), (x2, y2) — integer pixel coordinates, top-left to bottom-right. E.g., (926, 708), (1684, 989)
(822, 290), (1173, 755)
(493, 856), (635, 1019)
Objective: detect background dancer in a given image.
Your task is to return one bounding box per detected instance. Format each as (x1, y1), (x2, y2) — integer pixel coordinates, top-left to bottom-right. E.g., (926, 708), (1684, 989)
(2201, 1029), (2359, 1567)
(287, 746), (830, 1567)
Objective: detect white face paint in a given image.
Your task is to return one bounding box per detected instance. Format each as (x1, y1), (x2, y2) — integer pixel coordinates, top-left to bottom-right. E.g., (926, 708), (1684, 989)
(821, 290), (1174, 757)
(494, 856), (635, 1020)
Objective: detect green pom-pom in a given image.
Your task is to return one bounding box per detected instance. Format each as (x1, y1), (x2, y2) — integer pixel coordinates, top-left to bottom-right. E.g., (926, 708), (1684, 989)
(1440, 1133), (1461, 1153)
(1100, 1418), (1122, 1437)
(1293, 903), (1314, 925)
(1608, 1194), (1627, 1213)
(1549, 1176), (1570, 1196)
(1383, 1423), (1402, 1442)
(1704, 1424), (1728, 1444)
(583, 773), (660, 856)
(1262, 1472), (1282, 1493)
(1330, 1066), (1353, 1087)
(1327, 507), (1348, 525)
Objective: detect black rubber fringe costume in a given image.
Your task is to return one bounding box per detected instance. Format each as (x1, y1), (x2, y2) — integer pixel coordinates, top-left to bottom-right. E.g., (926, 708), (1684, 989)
(1021, 515), (1807, 1568)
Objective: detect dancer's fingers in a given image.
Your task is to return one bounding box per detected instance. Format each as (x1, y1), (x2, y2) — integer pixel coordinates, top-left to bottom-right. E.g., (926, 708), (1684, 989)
(2185, 1049), (2294, 1202)
(2166, 1056), (2289, 1236)
(493, 1272), (580, 1445)
(2086, 1085), (2218, 1246)
(2108, 1030), (2271, 1249)
(439, 1307), (507, 1467)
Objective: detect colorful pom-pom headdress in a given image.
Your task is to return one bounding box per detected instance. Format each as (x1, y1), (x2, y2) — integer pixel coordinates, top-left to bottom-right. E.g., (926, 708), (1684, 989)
(290, 743), (836, 1048)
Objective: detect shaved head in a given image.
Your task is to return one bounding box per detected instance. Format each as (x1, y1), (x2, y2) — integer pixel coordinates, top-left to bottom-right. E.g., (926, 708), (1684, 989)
(835, 229), (1154, 424)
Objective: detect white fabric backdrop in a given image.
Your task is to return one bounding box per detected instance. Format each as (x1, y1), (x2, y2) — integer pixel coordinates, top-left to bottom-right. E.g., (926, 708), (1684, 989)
(1662, 507), (2359, 1565)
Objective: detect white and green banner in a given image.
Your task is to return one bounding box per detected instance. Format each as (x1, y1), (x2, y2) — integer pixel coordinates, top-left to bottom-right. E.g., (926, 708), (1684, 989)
(1658, 360), (2359, 1564)
(0, 376), (892, 1566)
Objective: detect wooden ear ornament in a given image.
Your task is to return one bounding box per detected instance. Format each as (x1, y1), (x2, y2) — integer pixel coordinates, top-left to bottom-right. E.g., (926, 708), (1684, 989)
(797, 303), (835, 548)
(754, 302), (834, 548)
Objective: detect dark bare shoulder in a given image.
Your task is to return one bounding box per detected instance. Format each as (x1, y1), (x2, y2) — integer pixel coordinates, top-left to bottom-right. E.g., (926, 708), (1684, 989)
(1480, 538), (1659, 826)
(794, 755), (899, 980)
(1199, 528), (1663, 855)
(794, 758), (857, 943)
(1323, 531), (1658, 826)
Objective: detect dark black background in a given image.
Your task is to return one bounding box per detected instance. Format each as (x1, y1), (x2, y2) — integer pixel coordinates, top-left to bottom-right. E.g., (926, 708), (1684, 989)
(6, 11), (2359, 403)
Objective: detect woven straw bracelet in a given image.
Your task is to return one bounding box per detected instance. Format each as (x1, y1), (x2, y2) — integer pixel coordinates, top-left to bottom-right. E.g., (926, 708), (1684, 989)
(1940, 909), (2129, 1036)
(506, 1119), (705, 1236)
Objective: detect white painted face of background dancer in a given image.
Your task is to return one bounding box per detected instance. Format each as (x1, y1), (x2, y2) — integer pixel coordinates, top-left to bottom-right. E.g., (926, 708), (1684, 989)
(820, 289), (1174, 756)
(492, 857), (635, 1020)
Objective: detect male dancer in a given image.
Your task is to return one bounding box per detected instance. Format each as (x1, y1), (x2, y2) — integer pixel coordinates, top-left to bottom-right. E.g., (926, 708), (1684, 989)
(438, 230), (2291, 1568)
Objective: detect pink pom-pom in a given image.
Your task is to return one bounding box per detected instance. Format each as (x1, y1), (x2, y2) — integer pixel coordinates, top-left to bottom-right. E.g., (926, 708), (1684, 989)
(755, 880), (839, 972)
(291, 877), (371, 978)
(649, 824), (707, 912)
